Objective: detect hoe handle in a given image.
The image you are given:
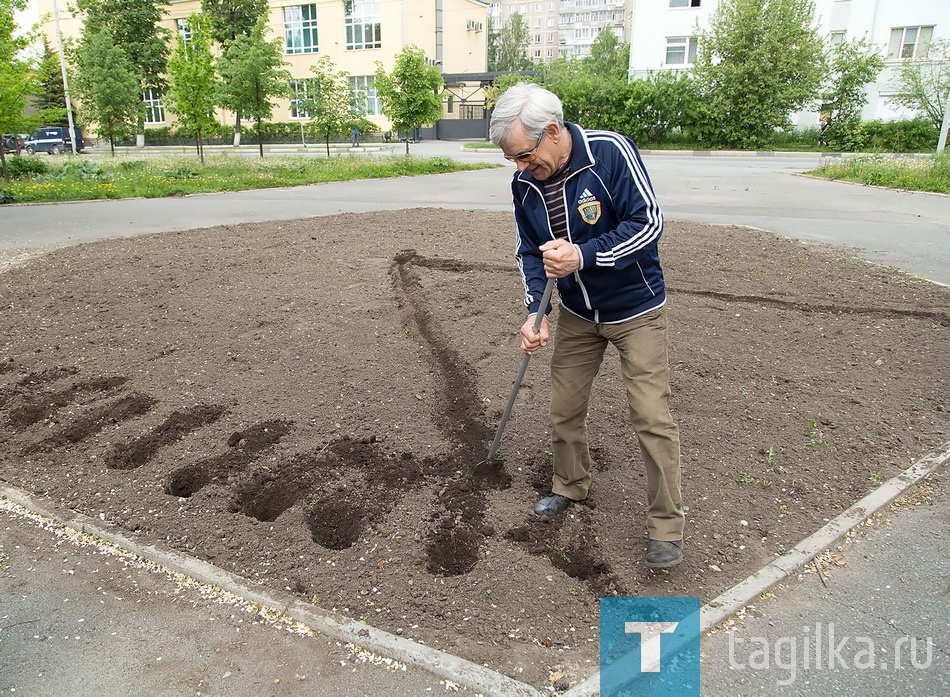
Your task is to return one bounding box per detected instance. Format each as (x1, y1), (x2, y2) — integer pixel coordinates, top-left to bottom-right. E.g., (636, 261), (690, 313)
(485, 277), (556, 464)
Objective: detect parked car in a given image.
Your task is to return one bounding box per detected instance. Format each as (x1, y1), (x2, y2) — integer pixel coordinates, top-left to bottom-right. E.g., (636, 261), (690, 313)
(2, 133), (25, 154)
(24, 126), (85, 155)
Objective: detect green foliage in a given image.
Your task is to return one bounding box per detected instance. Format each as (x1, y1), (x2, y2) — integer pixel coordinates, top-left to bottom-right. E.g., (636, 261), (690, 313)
(887, 38), (950, 130)
(374, 45), (443, 154)
(301, 55), (363, 156)
(619, 72), (704, 144)
(34, 37), (69, 126)
(691, 0), (826, 148)
(216, 15), (291, 157)
(0, 155), (500, 203)
(43, 159), (109, 180)
(166, 14), (219, 163)
(493, 12), (532, 72)
(1, 0), (40, 181)
(73, 28), (144, 152)
(819, 37), (885, 151)
(4, 155), (49, 178)
(73, 0), (171, 94)
(200, 0), (267, 45)
(831, 117), (939, 153)
(810, 151), (950, 194)
(587, 28), (629, 81)
(0, 187), (18, 203)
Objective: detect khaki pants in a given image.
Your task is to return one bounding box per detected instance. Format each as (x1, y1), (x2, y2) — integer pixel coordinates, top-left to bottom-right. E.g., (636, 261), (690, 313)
(549, 307), (684, 541)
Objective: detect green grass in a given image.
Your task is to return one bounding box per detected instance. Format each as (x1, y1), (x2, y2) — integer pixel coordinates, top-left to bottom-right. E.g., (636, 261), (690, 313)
(0, 153), (501, 204)
(462, 142), (500, 150)
(806, 151), (950, 194)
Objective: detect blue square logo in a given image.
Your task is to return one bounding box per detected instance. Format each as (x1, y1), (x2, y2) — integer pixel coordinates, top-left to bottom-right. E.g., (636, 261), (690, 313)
(600, 596), (701, 697)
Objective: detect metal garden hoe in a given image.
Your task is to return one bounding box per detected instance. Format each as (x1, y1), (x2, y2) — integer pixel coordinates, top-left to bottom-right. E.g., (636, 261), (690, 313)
(477, 277), (556, 471)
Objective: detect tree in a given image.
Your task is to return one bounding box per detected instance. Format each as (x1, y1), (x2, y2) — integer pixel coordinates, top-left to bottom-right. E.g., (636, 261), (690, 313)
(201, 0), (268, 145)
(216, 16), (290, 159)
(73, 0), (171, 142)
(0, 0), (39, 181)
(34, 37), (70, 126)
(691, 0), (826, 149)
(819, 37), (885, 149)
(166, 14), (218, 164)
(493, 12), (532, 72)
(888, 38), (950, 132)
(486, 14), (499, 74)
(73, 28), (143, 153)
(374, 45), (443, 154)
(587, 28), (629, 81)
(300, 55), (362, 157)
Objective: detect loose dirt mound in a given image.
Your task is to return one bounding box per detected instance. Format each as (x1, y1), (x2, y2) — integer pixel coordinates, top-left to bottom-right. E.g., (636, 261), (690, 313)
(1, 209), (946, 690)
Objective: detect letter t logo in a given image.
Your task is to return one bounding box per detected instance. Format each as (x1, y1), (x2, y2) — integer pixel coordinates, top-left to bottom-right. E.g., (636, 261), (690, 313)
(625, 622), (679, 672)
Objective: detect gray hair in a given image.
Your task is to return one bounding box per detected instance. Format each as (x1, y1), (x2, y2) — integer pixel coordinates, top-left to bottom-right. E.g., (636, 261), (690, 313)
(489, 82), (564, 148)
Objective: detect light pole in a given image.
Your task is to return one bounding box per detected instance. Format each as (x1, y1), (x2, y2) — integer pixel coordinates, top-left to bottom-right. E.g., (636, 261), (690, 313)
(938, 88), (950, 155)
(51, 0), (77, 155)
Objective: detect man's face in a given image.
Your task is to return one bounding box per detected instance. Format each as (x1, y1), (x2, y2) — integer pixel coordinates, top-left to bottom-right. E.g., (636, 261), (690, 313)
(502, 122), (562, 181)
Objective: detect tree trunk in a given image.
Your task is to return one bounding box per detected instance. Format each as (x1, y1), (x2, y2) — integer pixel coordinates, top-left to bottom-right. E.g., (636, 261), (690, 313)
(257, 117), (264, 159)
(325, 133), (330, 157)
(234, 111), (243, 147)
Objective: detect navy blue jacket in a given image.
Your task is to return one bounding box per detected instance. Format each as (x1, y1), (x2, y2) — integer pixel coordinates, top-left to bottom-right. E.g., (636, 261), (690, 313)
(512, 123), (667, 324)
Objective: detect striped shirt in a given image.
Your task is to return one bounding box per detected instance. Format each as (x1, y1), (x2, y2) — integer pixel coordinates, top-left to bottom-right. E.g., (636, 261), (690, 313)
(543, 161), (571, 240)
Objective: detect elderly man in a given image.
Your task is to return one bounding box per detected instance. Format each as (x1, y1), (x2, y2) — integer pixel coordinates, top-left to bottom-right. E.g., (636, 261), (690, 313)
(489, 82), (684, 568)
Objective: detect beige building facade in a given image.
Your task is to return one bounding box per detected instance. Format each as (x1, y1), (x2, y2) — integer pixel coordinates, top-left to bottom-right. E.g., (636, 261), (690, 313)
(34, 0), (490, 134)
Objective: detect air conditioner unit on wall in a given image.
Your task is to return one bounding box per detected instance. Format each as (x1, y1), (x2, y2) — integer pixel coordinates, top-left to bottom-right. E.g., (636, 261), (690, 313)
(466, 20), (484, 32)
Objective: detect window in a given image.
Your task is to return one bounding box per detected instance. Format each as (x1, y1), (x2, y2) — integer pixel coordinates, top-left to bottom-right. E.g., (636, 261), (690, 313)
(142, 88), (165, 124)
(346, 0), (382, 50)
(289, 79), (310, 119)
(349, 75), (380, 115)
(829, 31), (845, 47)
(670, 0), (701, 7)
(666, 36), (698, 65)
(176, 18), (192, 43)
(285, 5), (318, 54)
(887, 26), (934, 59)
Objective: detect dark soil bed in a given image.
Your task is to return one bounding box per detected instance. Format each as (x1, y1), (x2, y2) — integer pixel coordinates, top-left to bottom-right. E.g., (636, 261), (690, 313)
(1, 209), (947, 691)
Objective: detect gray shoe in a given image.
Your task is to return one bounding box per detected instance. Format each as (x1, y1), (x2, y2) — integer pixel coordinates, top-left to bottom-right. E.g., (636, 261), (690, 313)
(645, 539), (683, 568)
(533, 493), (574, 517)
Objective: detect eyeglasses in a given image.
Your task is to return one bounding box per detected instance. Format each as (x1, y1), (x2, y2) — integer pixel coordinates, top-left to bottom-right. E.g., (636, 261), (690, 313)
(504, 130), (546, 163)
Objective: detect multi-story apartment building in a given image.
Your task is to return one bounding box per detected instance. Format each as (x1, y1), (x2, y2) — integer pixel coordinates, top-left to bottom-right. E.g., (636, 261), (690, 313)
(489, 0), (629, 63)
(628, 0), (950, 125)
(490, 1), (562, 63)
(559, 0), (627, 58)
(33, 0), (490, 134)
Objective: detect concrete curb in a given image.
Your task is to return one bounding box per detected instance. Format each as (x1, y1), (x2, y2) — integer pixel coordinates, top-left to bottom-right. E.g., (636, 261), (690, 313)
(561, 440), (950, 696)
(0, 485), (542, 697)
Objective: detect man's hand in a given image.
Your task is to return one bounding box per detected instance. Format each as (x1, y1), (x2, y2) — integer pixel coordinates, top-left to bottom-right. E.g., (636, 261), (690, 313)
(540, 238), (581, 278)
(520, 313), (549, 355)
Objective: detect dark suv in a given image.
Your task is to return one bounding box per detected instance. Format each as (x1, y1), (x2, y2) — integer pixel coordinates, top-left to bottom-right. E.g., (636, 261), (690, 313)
(2, 133), (25, 154)
(24, 126), (85, 154)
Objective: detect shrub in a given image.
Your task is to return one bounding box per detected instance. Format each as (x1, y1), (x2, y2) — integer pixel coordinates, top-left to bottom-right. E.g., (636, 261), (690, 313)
(5, 155), (49, 178)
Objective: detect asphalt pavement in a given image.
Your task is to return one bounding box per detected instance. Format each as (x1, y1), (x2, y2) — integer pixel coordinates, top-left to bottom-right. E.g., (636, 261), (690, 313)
(1, 140), (948, 695)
